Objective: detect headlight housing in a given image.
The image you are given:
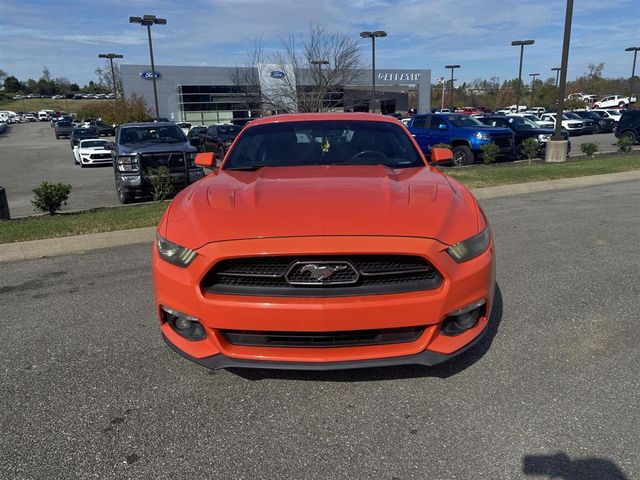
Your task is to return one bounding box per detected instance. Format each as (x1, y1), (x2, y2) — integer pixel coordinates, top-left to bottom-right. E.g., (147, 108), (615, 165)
(116, 154), (138, 172)
(474, 132), (490, 140)
(156, 233), (197, 267)
(537, 134), (551, 142)
(186, 151), (197, 166)
(447, 226), (492, 263)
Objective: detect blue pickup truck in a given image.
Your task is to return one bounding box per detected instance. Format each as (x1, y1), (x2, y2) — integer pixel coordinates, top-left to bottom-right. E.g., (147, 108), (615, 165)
(406, 113), (515, 166)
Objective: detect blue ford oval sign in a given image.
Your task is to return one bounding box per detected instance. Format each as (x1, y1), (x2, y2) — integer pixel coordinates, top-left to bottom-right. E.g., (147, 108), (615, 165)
(270, 70), (286, 79)
(139, 71), (161, 80)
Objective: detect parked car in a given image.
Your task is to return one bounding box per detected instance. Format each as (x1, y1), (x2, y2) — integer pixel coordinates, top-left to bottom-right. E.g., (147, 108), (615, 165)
(524, 107), (546, 116)
(571, 111), (616, 133)
(54, 121), (74, 139)
(564, 112), (596, 134)
(407, 113), (514, 166)
(186, 126), (207, 148)
(153, 113), (496, 371)
(197, 124), (242, 158)
(591, 109), (623, 122)
(540, 113), (584, 135)
(477, 115), (570, 159)
(513, 113), (554, 129)
(24, 113), (38, 122)
(111, 122), (204, 203)
(593, 94), (636, 109)
(73, 139), (113, 167)
(614, 109), (640, 144)
(175, 122), (192, 136)
(70, 127), (100, 149)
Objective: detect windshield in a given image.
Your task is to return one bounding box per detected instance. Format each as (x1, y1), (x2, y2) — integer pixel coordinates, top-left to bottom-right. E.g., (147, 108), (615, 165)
(74, 128), (97, 135)
(218, 124), (241, 135)
(565, 113), (582, 119)
(57, 121), (72, 127)
(446, 115), (484, 127)
(223, 120), (424, 170)
(508, 116), (540, 129)
(119, 125), (186, 145)
(606, 110), (619, 115)
(80, 140), (108, 148)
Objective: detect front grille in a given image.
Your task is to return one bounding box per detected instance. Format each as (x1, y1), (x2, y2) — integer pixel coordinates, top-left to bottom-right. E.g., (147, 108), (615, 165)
(491, 136), (514, 148)
(90, 153), (111, 160)
(139, 152), (186, 172)
(202, 255), (442, 297)
(221, 326), (426, 347)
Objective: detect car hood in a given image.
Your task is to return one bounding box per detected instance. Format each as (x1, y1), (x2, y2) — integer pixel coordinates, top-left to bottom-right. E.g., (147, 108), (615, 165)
(461, 125), (514, 135)
(117, 141), (195, 155)
(163, 165), (482, 250)
(79, 146), (110, 152)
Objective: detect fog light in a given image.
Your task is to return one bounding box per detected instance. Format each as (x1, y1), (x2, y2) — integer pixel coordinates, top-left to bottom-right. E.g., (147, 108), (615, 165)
(161, 305), (207, 341)
(440, 300), (486, 336)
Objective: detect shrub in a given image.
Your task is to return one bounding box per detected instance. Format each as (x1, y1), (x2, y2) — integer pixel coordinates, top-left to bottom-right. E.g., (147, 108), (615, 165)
(616, 136), (634, 153)
(31, 181), (72, 215)
(431, 143), (452, 150)
(521, 138), (540, 165)
(580, 142), (599, 157)
(480, 142), (500, 165)
(147, 166), (174, 201)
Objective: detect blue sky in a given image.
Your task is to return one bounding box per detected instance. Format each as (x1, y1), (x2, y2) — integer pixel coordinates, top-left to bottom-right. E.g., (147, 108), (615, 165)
(1, 0), (638, 86)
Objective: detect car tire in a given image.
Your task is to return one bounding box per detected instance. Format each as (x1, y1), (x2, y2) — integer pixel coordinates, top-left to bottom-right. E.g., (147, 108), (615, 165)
(515, 144), (527, 160)
(592, 125), (600, 134)
(55, 135), (59, 139)
(621, 131), (637, 144)
(452, 145), (474, 166)
(618, 102), (626, 108)
(115, 178), (134, 204)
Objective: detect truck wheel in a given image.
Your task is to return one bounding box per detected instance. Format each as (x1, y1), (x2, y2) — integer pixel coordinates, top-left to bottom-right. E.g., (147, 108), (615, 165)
(592, 124), (600, 134)
(621, 131), (637, 144)
(115, 178), (134, 204)
(515, 144), (527, 160)
(618, 102), (626, 108)
(452, 145), (474, 166)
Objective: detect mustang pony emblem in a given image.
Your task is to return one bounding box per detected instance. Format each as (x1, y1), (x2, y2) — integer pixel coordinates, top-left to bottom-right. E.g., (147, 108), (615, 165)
(300, 264), (347, 281)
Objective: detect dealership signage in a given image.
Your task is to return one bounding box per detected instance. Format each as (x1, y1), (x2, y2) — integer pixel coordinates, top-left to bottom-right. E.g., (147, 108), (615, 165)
(139, 71), (161, 80)
(377, 72), (421, 81)
(270, 70), (286, 79)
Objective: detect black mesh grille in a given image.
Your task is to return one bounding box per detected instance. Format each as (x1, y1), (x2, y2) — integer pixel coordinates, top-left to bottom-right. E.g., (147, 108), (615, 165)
(221, 326), (426, 347)
(140, 152), (186, 172)
(202, 255), (442, 297)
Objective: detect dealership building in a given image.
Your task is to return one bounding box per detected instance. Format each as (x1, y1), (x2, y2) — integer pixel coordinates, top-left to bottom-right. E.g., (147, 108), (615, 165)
(121, 64), (431, 124)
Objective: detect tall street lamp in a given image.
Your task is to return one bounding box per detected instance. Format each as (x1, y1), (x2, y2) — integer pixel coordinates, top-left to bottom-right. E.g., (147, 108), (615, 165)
(98, 53), (124, 101)
(445, 64), (460, 110)
(360, 30), (387, 113)
(529, 72), (540, 107)
(511, 40), (535, 113)
(551, 67), (561, 89)
(625, 47), (640, 102)
(310, 59), (329, 112)
(129, 14), (166, 120)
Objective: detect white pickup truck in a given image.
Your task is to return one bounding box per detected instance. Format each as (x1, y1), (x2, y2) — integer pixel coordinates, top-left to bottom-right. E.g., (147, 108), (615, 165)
(593, 95), (636, 109)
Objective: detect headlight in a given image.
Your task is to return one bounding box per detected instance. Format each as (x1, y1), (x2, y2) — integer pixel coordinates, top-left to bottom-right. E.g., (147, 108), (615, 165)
(474, 132), (490, 140)
(447, 226), (491, 263)
(116, 154), (138, 172)
(537, 134), (551, 142)
(186, 151), (197, 166)
(156, 233), (197, 267)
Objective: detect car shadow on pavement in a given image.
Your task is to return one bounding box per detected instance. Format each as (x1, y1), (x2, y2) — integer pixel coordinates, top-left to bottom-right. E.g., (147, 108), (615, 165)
(522, 452), (628, 480)
(226, 284), (504, 382)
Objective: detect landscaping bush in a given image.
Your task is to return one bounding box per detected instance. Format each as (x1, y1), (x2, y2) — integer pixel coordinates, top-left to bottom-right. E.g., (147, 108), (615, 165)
(480, 142), (500, 165)
(31, 181), (72, 215)
(521, 138), (540, 165)
(580, 142), (599, 157)
(616, 136), (634, 153)
(75, 94), (152, 124)
(431, 143), (452, 150)
(147, 166), (174, 201)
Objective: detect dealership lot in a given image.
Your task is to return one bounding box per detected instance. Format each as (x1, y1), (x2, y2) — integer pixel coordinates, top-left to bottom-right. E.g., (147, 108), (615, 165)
(1, 181), (638, 479)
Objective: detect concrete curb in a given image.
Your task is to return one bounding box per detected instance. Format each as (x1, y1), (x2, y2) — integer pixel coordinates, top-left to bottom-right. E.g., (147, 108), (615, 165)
(1, 170), (638, 263)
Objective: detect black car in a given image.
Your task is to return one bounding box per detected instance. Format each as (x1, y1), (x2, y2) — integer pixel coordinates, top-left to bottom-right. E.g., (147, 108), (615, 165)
(614, 109), (640, 144)
(111, 122), (204, 203)
(572, 111), (616, 133)
(198, 124), (242, 157)
(70, 127), (100, 149)
(564, 112), (596, 134)
(187, 126), (207, 148)
(477, 115), (570, 159)
(54, 121), (74, 139)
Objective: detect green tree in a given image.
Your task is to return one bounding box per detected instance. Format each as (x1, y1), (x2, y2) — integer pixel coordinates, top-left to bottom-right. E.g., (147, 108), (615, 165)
(3, 75), (22, 92)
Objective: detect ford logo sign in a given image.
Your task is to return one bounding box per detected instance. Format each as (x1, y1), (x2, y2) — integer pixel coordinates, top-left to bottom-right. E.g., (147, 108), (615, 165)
(270, 70), (286, 79)
(139, 71), (161, 80)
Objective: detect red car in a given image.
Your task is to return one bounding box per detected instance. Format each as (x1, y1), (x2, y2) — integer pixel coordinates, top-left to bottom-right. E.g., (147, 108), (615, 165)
(153, 113), (495, 370)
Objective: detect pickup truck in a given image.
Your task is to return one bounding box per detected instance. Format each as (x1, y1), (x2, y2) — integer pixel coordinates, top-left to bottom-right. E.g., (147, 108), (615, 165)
(406, 113), (515, 166)
(593, 94), (636, 109)
(54, 121), (74, 139)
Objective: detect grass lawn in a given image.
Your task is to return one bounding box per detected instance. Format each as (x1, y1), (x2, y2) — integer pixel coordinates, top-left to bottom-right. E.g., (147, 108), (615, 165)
(445, 154), (640, 188)
(1, 154), (638, 244)
(0, 98), (109, 113)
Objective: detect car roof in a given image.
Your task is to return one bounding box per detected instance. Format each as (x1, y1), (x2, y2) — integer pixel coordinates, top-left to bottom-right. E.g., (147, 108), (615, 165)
(121, 122), (178, 128)
(247, 113), (402, 127)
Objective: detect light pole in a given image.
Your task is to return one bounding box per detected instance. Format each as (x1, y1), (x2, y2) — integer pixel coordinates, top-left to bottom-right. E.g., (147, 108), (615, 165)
(511, 40), (535, 113)
(310, 59), (329, 112)
(551, 67), (561, 89)
(529, 72), (540, 107)
(625, 47), (639, 103)
(445, 64), (460, 111)
(360, 30), (387, 113)
(129, 15), (166, 120)
(98, 53), (124, 101)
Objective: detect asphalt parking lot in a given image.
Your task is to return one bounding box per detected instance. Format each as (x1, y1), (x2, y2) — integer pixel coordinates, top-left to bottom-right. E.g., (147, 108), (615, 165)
(0, 121), (626, 218)
(1, 181), (639, 479)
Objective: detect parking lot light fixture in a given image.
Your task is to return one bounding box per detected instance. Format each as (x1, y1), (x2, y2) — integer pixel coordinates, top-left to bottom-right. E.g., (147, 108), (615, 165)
(511, 40), (535, 113)
(445, 64), (460, 111)
(360, 30), (387, 113)
(529, 73), (540, 107)
(625, 47), (640, 102)
(129, 14), (167, 121)
(98, 53), (124, 101)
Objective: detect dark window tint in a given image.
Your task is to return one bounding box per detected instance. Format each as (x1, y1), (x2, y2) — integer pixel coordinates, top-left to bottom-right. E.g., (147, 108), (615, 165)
(430, 116), (448, 129)
(411, 116), (428, 129)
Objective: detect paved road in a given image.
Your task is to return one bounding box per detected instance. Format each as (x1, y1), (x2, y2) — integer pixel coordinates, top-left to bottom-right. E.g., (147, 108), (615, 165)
(1, 182), (639, 479)
(0, 122), (117, 217)
(568, 131), (622, 157)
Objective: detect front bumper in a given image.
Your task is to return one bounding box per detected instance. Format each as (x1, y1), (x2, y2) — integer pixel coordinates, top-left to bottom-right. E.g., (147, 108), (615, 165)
(153, 236), (496, 370)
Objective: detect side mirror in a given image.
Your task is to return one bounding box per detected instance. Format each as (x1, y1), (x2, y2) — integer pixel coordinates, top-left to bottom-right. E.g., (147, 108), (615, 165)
(195, 152), (216, 168)
(430, 147), (453, 165)
(438, 124), (448, 130)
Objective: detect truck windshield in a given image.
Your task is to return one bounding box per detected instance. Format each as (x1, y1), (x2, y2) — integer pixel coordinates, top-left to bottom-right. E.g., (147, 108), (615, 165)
(218, 125), (241, 135)
(446, 115), (484, 127)
(223, 121), (424, 170)
(119, 125), (186, 145)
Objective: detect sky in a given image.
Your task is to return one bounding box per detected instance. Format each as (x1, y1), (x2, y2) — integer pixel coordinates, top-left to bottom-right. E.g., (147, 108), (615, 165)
(1, 0), (638, 86)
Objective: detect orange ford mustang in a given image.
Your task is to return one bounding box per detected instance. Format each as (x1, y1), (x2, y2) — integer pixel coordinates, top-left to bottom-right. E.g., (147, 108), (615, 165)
(153, 113), (495, 370)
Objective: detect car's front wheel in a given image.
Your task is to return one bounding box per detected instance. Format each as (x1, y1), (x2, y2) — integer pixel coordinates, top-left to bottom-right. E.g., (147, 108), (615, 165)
(452, 145), (474, 166)
(621, 131), (637, 144)
(115, 178), (134, 204)
(592, 124), (600, 134)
